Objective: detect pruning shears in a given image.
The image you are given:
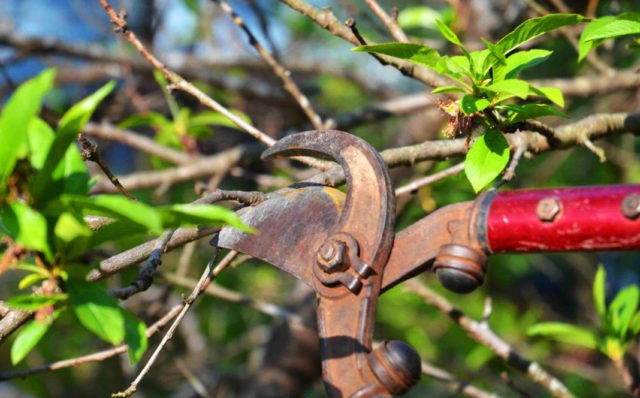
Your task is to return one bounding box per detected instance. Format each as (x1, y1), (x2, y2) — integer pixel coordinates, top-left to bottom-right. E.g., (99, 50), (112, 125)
(215, 130), (640, 397)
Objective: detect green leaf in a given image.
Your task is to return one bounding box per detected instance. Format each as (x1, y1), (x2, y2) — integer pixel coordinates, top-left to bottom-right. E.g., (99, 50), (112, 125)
(88, 220), (148, 247)
(158, 204), (255, 233)
(493, 49), (553, 82)
(629, 311), (640, 335)
(432, 85), (467, 94)
(609, 285), (640, 340)
(481, 40), (507, 79)
(527, 322), (599, 349)
(578, 14), (640, 61)
(496, 14), (586, 55)
(482, 79), (530, 100)
(353, 43), (442, 69)
(529, 86), (564, 107)
(435, 19), (464, 48)
(123, 310), (147, 364)
(5, 293), (68, 311)
(459, 95), (490, 115)
(18, 273), (48, 290)
(594, 266), (607, 328)
(67, 279), (125, 345)
(2, 201), (51, 257)
(499, 104), (569, 124)
(464, 130), (510, 192)
(59, 195), (163, 234)
(27, 117), (56, 170)
(0, 69), (56, 189)
(11, 309), (62, 365)
(54, 212), (92, 259)
(32, 81), (115, 203)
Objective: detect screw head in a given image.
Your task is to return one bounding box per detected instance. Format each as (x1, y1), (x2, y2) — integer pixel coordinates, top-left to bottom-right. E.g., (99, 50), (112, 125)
(316, 239), (346, 273)
(622, 193), (640, 220)
(433, 244), (487, 294)
(536, 197), (561, 222)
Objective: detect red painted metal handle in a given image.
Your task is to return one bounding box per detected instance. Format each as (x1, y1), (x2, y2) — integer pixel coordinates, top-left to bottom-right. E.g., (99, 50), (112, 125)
(485, 185), (640, 253)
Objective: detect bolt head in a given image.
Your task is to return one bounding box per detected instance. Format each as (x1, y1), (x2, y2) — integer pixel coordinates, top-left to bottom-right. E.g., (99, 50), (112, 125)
(622, 193), (640, 220)
(536, 197), (561, 222)
(316, 240), (346, 273)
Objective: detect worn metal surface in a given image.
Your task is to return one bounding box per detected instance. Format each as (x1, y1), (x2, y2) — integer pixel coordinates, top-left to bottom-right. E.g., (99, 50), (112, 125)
(485, 185), (640, 252)
(216, 128), (640, 396)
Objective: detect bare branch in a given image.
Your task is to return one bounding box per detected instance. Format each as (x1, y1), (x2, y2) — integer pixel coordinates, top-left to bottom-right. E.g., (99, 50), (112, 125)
(406, 279), (575, 398)
(365, 0), (409, 42)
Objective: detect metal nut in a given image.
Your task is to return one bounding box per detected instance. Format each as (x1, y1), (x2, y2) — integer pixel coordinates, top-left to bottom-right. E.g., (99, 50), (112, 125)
(536, 197), (561, 222)
(316, 239), (346, 273)
(622, 193), (640, 220)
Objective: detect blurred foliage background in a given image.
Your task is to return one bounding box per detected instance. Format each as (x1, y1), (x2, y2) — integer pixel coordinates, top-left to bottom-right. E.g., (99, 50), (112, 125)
(1, 0), (640, 397)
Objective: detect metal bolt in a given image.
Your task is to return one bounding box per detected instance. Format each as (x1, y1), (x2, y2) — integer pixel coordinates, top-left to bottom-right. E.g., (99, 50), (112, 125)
(622, 193), (640, 220)
(316, 239), (346, 273)
(536, 196), (561, 222)
(433, 244), (487, 294)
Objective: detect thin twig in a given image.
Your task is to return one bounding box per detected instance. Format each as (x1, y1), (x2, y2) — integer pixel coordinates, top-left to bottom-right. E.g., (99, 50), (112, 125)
(502, 145), (526, 181)
(83, 122), (192, 165)
(365, 0), (409, 42)
(79, 134), (136, 200)
(214, 0), (324, 130)
(98, 0), (275, 146)
(0, 303), (184, 380)
(395, 162), (465, 197)
(421, 361), (502, 398)
(112, 250), (237, 397)
(405, 279), (575, 398)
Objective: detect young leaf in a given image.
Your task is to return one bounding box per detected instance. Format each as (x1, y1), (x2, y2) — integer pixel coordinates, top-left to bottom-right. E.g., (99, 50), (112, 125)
(578, 13), (640, 61)
(629, 311), (640, 335)
(5, 293), (68, 311)
(397, 6), (442, 30)
(459, 95), (490, 115)
(527, 322), (599, 349)
(493, 49), (553, 82)
(27, 117), (56, 170)
(10, 309), (62, 365)
(0, 68), (56, 189)
(482, 79), (530, 100)
(499, 104), (569, 124)
(432, 85), (467, 94)
(464, 130), (510, 192)
(123, 310), (148, 364)
(32, 81), (115, 203)
(529, 86), (565, 107)
(353, 43), (441, 69)
(496, 14), (586, 55)
(2, 201), (51, 257)
(594, 266), (607, 328)
(18, 273), (48, 290)
(158, 204), (255, 233)
(609, 285), (640, 340)
(54, 212), (92, 259)
(60, 195), (163, 235)
(67, 279), (125, 345)
(435, 19), (464, 49)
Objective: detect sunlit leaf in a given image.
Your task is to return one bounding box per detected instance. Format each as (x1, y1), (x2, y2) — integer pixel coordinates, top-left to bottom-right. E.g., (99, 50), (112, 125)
(158, 204), (255, 233)
(609, 285), (639, 340)
(464, 130), (510, 192)
(0, 69), (55, 189)
(578, 13), (640, 61)
(67, 279), (125, 345)
(397, 6), (442, 30)
(353, 43), (442, 69)
(527, 322), (599, 349)
(459, 95), (490, 115)
(594, 266), (607, 328)
(5, 293), (68, 311)
(27, 117), (55, 170)
(32, 81), (115, 204)
(482, 79), (530, 100)
(529, 86), (564, 107)
(432, 85), (467, 94)
(10, 309), (62, 365)
(496, 14), (586, 55)
(2, 201), (51, 257)
(493, 49), (553, 82)
(499, 104), (568, 124)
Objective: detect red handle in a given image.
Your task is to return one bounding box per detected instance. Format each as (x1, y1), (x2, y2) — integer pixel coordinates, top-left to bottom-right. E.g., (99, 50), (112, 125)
(485, 185), (640, 253)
